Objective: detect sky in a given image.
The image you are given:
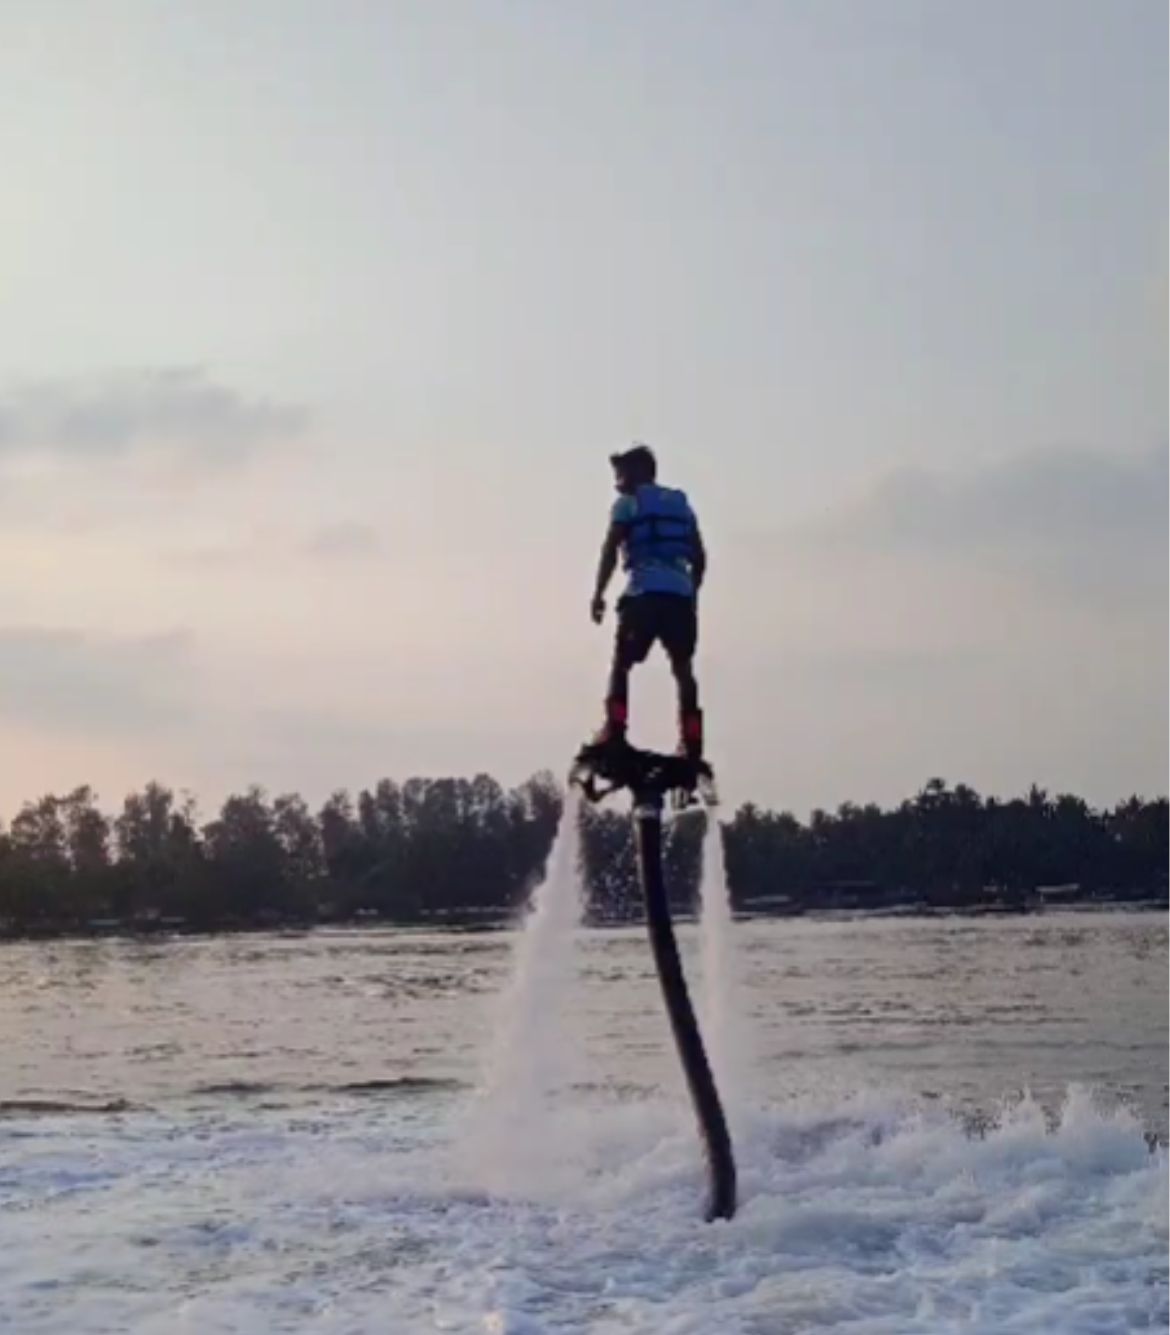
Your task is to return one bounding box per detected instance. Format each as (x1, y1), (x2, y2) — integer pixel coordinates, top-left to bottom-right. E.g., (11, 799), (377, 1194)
(1, 0), (1166, 821)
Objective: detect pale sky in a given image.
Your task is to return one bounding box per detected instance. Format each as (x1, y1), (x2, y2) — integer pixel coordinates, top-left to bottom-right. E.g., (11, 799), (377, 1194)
(1, 0), (1166, 820)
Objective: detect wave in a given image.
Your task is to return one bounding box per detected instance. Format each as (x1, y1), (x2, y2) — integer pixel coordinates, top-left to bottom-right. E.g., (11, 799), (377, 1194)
(0, 1098), (138, 1117)
(188, 1076), (464, 1098)
(0, 1079), (470, 1120)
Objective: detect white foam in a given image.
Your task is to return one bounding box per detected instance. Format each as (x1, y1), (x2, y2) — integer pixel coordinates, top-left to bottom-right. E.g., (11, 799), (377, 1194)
(1, 1089), (1162, 1334)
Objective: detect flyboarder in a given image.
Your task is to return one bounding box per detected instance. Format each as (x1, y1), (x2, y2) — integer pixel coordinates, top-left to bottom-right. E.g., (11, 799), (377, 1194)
(575, 446), (734, 1222)
(589, 443), (707, 761)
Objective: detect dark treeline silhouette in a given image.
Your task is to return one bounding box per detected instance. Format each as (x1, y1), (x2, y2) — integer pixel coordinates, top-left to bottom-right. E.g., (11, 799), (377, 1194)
(0, 775), (1165, 937)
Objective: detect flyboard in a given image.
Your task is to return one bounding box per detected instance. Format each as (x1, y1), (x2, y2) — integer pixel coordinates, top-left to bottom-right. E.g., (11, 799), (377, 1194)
(570, 738), (737, 1222)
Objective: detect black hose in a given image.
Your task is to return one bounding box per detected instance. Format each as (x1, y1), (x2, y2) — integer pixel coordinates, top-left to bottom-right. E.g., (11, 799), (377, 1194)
(633, 794), (737, 1222)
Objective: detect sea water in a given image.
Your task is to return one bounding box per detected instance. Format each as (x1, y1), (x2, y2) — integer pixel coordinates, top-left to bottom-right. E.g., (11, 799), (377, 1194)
(0, 909), (1165, 1332)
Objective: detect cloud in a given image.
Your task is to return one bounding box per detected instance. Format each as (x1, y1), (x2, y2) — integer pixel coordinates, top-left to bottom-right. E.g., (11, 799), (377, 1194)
(160, 543), (249, 571)
(0, 626), (194, 732)
(780, 644), (988, 687)
(162, 521), (383, 570)
(787, 444), (1168, 611)
(168, 701), (553, 812)
(0, 368), (308, 470)
(299, 522), (381, 560)
(850, 445), (1166, 550)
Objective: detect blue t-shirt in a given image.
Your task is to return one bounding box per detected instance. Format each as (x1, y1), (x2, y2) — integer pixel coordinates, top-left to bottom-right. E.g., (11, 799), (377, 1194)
(611, 484), (697, 598)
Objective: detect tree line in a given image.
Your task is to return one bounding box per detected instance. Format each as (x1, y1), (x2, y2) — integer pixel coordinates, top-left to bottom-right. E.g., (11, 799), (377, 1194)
(0, 774), (1165, 936)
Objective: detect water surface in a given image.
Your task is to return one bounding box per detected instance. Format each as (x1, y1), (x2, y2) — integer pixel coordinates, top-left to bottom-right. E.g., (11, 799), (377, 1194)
(1, 911), (1165, 1332)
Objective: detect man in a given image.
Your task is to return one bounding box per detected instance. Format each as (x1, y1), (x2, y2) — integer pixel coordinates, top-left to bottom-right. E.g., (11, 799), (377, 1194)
(590, 443), (707, 761)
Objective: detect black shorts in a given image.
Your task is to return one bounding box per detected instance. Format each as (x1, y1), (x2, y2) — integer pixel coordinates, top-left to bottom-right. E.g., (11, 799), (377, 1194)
(615, 592), (697, 668)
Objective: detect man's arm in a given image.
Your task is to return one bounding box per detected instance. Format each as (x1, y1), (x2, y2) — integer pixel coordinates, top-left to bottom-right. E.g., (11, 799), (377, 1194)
(691, 522), (707, 593)
(591, 522), (624, 623)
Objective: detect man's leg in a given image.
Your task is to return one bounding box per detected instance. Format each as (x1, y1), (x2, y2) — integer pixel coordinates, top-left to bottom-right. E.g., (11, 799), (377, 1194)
(604, 637), (632, 737)
(598, 597), (650, 743)
(667, 650), (702, 759)
(670, 654), (699, 716)
(665, 596), (703, 760)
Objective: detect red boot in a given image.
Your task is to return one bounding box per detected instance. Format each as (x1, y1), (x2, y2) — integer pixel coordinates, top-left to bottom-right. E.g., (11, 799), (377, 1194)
(592, 698), (629, 749)
(679, 708), (704, 763)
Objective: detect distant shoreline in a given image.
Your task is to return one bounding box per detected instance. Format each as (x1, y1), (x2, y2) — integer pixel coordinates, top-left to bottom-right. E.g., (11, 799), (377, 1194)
(4, 777), (1165, 946)
(3, 894), (1165, 946)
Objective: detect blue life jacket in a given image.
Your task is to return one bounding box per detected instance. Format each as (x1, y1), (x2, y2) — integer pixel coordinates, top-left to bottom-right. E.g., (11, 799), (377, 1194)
(618, 484), (697, 597)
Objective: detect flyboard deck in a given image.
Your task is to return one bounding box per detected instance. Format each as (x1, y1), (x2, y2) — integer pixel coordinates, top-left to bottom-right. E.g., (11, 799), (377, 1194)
(570, 737), (717, 809)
